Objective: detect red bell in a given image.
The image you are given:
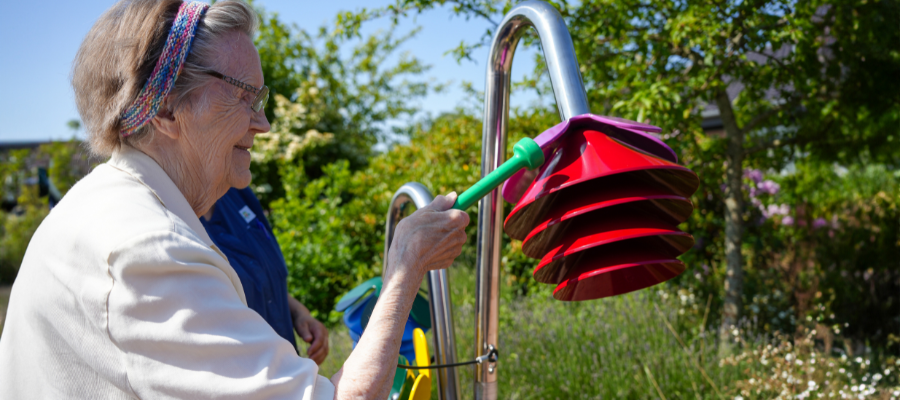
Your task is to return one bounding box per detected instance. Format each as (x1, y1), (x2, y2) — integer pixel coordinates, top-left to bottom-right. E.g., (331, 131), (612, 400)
(501, 113), (678, 204)
(504, 125), (699, 301)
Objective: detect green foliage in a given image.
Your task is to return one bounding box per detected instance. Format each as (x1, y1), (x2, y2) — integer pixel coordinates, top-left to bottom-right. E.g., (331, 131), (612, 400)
(336, 0), (900, 350)
(269, 111), (484, 324)
(744, 162), (900, 347)
(0, 186), (48, 283)
(268, 106), (569, 323)
(376, 0), (900, 163)
(0, 140), (94, 283)
(250, 6), (431, 208)
(271, 160), (382, 325)
(272, 106), (899, 352)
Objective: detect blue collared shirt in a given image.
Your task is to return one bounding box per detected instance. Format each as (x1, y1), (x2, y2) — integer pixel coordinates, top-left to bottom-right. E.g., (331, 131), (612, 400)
(200, 187), (297, 351)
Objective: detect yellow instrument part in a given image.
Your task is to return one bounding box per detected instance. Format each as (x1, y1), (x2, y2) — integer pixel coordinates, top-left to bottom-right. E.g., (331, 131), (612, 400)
(409, 373), (432, 400)
(413, 328), (430, 379)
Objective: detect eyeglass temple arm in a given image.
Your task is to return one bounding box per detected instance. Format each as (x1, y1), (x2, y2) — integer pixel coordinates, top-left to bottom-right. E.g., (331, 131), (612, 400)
(203, 70), (260, 95)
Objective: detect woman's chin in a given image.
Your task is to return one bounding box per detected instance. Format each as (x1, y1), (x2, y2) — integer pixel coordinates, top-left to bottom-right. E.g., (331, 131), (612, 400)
(229, 171), (253, 189)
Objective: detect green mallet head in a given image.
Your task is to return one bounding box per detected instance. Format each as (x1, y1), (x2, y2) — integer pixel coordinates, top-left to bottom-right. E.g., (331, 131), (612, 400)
(452, 137), (545, 210)
(513, 137), (545, 170)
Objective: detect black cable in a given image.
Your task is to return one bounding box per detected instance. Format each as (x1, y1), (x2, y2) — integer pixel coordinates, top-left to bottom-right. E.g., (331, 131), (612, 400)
(397, 346), (498, 370)
(397, 359), (479, 370)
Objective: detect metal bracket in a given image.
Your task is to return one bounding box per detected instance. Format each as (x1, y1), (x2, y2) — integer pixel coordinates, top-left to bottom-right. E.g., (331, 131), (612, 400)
(476, 344), (499, 365)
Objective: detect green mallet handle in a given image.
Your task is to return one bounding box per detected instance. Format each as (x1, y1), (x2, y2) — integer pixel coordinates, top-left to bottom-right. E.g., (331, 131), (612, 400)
(452, 137), (545, 210)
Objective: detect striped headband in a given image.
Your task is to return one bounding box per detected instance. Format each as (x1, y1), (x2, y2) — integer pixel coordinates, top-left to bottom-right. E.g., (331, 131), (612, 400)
(120, 1), (209, 136)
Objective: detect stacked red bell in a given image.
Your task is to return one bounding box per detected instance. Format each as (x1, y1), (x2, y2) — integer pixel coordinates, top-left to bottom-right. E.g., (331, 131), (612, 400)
(503, 116), (699, 301)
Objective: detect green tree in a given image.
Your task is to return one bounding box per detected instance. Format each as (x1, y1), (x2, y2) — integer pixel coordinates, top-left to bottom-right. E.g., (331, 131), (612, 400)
(268, 107), (560, 322)
(250, 5), (432, 208)
(268, 111), (484, 323)
(0, 140), (95, 282)
(345, 0), (900, 350)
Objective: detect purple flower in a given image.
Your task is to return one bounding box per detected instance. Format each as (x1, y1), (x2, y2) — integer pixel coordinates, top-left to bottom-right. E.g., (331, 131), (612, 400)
(782, 216), (794, 226)
(812, 217), (828, 229)
(762, 203), (790, 218)
(778, 204), (790, 215)
(757, 180), (780, 195)
(744, 169), (764, 184)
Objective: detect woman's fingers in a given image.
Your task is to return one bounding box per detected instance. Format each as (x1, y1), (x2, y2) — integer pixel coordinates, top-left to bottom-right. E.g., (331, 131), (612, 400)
(306, 321), (328, 359)
(420, 192), (458, 212)
(422, 232), (467, 270)
(388, 191), (470, 277)
(308, 346), (327, 365)
(294, 319), (313, 343)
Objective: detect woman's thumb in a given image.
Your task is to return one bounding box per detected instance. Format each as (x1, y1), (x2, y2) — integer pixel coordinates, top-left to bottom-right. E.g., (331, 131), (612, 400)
(425, 192), (457, 212)
(296, 321), (313, 343)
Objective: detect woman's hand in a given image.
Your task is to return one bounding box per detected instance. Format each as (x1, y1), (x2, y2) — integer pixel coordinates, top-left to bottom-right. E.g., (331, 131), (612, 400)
(386, 192), (469, 281)
(287, 296), (329, 365)
(331, 193), (469, 400)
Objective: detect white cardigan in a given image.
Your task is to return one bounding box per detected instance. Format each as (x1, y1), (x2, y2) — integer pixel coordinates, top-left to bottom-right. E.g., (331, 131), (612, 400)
(0, 146), (335, 400)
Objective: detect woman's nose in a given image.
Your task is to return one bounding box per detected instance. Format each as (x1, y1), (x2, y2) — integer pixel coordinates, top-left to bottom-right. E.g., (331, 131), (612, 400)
(251, 108), (271, 134)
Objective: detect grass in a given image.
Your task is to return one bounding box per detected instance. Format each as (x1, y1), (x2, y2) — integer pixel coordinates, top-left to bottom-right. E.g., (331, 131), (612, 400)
(313, 265), (900, 400)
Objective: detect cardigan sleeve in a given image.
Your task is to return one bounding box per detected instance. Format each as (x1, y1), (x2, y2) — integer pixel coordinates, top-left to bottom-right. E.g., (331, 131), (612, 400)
(106, 230), (335, 400)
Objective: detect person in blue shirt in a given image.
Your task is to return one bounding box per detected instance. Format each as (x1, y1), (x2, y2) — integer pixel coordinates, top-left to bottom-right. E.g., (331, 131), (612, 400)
(201, 187), (328, 364)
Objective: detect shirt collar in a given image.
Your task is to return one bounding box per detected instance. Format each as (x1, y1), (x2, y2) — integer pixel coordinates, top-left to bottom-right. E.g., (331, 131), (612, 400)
(107, 145), (216, 248)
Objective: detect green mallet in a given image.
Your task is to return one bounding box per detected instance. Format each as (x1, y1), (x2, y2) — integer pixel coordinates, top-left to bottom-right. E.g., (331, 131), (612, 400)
(452, 137), (545, 210)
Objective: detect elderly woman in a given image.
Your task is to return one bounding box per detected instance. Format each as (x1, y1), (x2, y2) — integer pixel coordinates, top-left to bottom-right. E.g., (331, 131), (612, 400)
(0, 1), (468, 399)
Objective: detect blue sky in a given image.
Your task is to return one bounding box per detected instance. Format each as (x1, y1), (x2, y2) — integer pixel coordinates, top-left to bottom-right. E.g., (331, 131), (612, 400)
(0, 0), (539, 142)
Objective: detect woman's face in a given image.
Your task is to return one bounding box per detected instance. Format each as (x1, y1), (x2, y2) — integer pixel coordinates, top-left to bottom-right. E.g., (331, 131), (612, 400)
(176, 31), (269, 192)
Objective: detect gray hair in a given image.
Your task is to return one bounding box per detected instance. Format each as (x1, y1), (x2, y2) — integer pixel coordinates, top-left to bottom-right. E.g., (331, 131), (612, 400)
(72, 0), (259, 157)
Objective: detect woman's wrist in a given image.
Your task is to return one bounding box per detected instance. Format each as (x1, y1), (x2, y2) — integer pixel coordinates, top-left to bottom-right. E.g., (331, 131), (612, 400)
(384, 246), (425, 284)
(287, 296), (310, 321)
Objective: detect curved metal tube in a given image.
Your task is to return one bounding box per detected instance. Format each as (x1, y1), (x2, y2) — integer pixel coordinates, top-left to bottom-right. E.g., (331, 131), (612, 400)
(475, 2), (589, 399)
(383, 182), (461, 400)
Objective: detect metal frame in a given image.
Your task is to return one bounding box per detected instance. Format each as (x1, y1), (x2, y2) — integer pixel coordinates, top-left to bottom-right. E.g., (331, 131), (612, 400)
(383, 182), (461, 400)
(380, 3), (589, 398)
(475, 2), (589, 399)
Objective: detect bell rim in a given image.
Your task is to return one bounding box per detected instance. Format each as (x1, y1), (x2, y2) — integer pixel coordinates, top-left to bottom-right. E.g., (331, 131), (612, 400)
(552, 259), (686, 301)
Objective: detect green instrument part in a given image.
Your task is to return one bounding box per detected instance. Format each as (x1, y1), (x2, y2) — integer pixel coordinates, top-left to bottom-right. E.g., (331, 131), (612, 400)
(334, 276), (382, 312)
(452, 137), (544, 210)
(409, 293), (432, 330)
(398, 370), (415, 400)
(391, 355), (409, 398)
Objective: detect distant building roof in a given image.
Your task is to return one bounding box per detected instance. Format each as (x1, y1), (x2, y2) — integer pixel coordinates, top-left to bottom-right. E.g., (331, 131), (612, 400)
(0, 141), (51, 151)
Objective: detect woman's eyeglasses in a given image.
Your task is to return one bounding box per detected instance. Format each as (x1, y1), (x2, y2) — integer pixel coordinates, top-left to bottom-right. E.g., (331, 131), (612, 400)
(203, 70), (269, 113)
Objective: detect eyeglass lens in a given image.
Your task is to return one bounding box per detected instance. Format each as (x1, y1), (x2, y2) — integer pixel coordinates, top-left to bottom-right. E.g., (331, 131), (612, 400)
(253, 86), (270, 112)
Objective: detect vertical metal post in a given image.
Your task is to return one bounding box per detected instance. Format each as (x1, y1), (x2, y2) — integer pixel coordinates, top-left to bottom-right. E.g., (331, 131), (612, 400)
(475, 2), (590, 399)
(384, 182), (461, 400)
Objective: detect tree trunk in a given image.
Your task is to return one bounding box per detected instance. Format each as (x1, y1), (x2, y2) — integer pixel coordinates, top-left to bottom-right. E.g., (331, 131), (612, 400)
(716, 89), (744, 356)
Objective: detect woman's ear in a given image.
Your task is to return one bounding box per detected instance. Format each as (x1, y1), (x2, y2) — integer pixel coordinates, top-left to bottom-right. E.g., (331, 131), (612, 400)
(150, 104), (180, 140)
